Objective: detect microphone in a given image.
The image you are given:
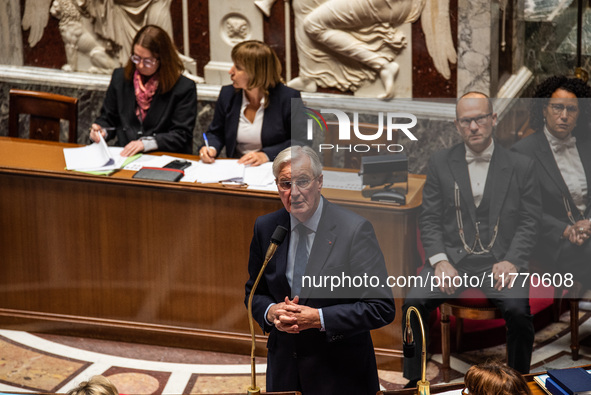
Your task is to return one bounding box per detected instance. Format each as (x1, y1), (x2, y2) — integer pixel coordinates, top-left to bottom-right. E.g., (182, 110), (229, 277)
(403, 319), (416, 358)
(264, 225), (288, 262)
(247, 225), (288, 395)
(404, 306), (430, 394)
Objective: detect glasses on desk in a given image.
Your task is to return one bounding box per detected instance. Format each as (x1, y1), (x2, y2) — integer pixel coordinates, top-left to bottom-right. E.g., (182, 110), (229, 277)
(276, 176), (319, 191)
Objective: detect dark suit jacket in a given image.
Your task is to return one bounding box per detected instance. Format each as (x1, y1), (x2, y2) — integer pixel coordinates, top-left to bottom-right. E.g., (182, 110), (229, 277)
(420, 143), (541, 271)
(512, 132), (591, 261)
(95, 68), (197, 154)
(245, 198), (395, 394)
(205, 83), (304, 161)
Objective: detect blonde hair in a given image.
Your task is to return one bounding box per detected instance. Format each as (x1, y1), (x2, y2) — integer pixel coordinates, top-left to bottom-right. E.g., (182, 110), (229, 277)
(464, 361), (532, 395)
(67, 375), (118, 395)
(231, 40), (283, 107)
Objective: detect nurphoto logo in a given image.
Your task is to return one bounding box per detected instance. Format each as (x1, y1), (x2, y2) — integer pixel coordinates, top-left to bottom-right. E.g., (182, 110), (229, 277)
(305, 108), (418, 154)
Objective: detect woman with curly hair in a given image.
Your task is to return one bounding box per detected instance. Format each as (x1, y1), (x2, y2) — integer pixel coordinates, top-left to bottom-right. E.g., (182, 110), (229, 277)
(67, 375), (119, 395)
(463, 361), (532, 395)
(527, 75), (591, 139)
(512, 75), (591, 289)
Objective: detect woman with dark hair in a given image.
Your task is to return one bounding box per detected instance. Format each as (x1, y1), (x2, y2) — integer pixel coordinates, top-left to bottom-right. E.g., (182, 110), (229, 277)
(527, 75), (591, 139)
(90, 25), (197, 156)
(512, 75), (591, 285)
(199, 40), (304, 166)
(463, 361), (532, 395)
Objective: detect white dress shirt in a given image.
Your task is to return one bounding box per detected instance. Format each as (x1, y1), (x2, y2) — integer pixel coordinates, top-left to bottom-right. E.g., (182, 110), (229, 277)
(236, 91), (265, 156)
(544, 126), (588, 213)
(428, 141), (494, 267)
(466, 140), (495, 208)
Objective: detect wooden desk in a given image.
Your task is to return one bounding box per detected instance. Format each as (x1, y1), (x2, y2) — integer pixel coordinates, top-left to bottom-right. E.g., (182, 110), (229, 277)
(0, 137), (424, 368)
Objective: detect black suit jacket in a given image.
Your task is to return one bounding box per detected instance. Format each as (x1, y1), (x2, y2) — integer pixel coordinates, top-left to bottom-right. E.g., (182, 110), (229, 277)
(245, 198), (395, 394)
(420, 143), (541, 270)
(95, 68), (197, 154)
(512, 132), (591, 260)
(205, 83), (304, 161)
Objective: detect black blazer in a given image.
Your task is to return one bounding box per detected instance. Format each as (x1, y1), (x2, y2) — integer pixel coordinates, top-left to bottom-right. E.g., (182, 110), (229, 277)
(420, 143), (541, 271)
(512, 131), (591, 260)
(95, 68), (197, 154)
(204, 83), (304, 161)
(245, 198), (395, 394)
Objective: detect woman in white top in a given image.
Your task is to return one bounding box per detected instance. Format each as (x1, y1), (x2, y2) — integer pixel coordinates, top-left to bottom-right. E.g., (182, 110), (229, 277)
(200, 40), (304, 166)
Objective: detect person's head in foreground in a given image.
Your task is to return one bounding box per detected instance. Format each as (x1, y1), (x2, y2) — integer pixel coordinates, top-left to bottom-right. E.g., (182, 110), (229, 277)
(66, 375), (119, 395)
(463, 360), (532, 395)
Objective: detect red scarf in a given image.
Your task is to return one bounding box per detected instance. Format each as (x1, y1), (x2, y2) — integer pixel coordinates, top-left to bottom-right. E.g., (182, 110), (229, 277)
(133, 70), (159, 122)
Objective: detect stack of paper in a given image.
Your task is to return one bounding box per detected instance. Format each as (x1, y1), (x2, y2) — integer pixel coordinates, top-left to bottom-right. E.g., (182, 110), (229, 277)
(63, 136), (140, 173)
(182, 160), (276, 190)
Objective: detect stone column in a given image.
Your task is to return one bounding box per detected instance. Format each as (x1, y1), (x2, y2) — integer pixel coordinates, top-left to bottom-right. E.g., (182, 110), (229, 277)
(0, 0), (24, 66)
(457, 0), (494, 96)
(204, 1), (265, 85)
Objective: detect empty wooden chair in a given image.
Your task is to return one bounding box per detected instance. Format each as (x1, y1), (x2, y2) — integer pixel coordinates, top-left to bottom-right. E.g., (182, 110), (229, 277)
(9, 89), (78, 144)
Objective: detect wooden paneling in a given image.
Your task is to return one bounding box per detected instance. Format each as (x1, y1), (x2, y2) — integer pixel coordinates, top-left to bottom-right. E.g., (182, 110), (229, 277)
(0, 137), (423, 368)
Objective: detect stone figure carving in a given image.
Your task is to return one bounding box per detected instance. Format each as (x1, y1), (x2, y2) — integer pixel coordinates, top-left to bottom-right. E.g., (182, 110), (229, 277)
(49, 0), (118, 73)
(255, 0), (457, 99)
(22, 0), (200, 79)
(77, 0), (174, 66)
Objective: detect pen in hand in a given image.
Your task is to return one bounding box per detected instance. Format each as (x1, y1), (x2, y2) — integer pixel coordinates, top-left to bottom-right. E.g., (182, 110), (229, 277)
(201, 133), (215, 163)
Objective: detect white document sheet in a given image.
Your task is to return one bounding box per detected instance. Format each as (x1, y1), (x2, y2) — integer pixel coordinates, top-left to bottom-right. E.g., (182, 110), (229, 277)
(322, 170), (363, 191)
(63, 135), (127, 171)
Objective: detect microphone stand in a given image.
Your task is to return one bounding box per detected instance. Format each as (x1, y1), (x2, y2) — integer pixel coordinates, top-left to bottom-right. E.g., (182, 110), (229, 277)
(404, 306), (430, 395)
(247, 230), (285, 395)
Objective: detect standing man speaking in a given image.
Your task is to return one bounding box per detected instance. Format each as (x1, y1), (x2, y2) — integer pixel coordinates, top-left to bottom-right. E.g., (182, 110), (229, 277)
(245, 146), (395, 394)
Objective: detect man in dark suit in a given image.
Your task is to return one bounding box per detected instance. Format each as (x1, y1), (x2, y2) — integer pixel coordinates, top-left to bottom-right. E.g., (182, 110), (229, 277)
(245, 146), (395, 394)
(512, 75), (591, 288)
(402, 92), (541, 387)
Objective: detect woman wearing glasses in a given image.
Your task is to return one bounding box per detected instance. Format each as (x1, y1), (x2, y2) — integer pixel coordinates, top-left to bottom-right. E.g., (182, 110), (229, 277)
(199, 40), (305, 166)
(512, 75), (591, 290)
(90, 25), (197, 156)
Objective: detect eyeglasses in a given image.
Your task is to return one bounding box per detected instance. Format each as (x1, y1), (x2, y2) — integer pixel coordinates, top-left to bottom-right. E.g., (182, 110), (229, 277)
(457, 113), (492, 128)
(276, 176), (318, 191)
(547, 103), (579, 117)
(130, 54), (159, 68)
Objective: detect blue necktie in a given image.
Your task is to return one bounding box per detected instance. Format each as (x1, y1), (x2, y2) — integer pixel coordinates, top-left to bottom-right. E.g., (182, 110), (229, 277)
(291, 224), (310, 297)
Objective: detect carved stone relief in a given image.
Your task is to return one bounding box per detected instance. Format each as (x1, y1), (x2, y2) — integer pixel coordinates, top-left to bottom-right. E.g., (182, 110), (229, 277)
(256, 0), (457, 99)
(22, 0), (200, 79)
(204, 1), (264, 85)
(222, 14), (251, 45)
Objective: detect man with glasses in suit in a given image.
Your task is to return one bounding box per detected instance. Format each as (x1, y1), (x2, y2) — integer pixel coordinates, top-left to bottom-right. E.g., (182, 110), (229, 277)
(402, 92), (541, 388)
(245, 145), (395, 394)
